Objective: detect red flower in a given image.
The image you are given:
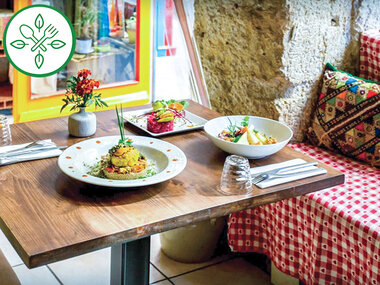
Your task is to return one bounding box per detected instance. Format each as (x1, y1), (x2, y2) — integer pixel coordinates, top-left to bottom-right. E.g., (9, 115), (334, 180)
(77, 69), (91, 78)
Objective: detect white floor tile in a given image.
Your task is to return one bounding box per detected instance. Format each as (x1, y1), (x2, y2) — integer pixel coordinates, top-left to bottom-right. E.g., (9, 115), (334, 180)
(170, 258), (271, 285)
(0, 228), (23, 266)
(150, 265), (166, 283)
(150, 234), (231, 278)
(153, 280), (172, 285)
(13, 264), (60, 285)
(49, 246), (166, 284)
(48, 248), (110, 285)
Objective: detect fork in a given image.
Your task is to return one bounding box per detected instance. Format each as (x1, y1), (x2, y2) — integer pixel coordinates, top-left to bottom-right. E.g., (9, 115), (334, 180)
(0, 140), (60, 157)
(248, 167), (325, 185)
(236, 162), (318, 177)
(31, 24), (58, 52)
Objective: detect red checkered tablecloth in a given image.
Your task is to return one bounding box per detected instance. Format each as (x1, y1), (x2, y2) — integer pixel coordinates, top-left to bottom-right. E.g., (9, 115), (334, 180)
(228, 143), (380, 285)
(360, 29), (380, 82)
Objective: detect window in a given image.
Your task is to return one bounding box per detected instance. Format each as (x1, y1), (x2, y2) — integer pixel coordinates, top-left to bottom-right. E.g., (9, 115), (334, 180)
(13, 0), (152, 123)
(11, 0), (209, 123)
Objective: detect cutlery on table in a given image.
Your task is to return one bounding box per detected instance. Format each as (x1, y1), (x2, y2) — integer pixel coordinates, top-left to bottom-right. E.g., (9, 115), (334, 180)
(0, 145), (66, 158)
(0, 140), (44, 155)
(19, 24), (47, 52)
(0, 146), (66, 165)
(31, 24), (58, 52)
(247, 167), (326, 185)
(236, 161), (321, 184)
(0, 140), (59, 156)
(236, 161), (318, 177)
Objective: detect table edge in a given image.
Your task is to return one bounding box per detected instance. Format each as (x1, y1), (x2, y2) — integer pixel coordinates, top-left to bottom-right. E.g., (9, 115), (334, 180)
(22, 172), (344, 268)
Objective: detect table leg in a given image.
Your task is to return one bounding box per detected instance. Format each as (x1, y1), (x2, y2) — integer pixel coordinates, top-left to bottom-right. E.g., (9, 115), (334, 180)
(110, 236), (151, 285)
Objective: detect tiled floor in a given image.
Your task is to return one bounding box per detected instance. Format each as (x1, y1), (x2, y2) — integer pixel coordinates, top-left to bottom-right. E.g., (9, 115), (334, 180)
(0, 229), (271, 284)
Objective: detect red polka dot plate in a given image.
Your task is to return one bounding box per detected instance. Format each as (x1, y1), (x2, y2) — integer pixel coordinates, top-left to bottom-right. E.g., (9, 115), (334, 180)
(58, 136), (187, 187)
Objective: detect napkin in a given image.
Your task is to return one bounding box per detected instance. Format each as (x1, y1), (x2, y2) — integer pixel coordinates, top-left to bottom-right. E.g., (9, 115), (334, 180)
(251, 158), (327, 189)
(0, 140), (63, 166)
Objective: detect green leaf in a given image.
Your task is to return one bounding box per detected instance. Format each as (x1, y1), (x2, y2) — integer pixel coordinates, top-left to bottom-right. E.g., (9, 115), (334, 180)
(34, 52), (44, 69)
(166, 99), (176, 105)
(83, 93), (88, 104)
(60, 99), (69, 113)
(233, 135), (242, 142)
(10, 40), (27, 49)
(99, 99), (108, 107)
(60, 103), (68, 113)
(48, 40), (66, 49)
(70, 105), (77, 111)
(35, 14), (44, 32)
(180, 101), (190, 109)
(241, 116), (249, 127)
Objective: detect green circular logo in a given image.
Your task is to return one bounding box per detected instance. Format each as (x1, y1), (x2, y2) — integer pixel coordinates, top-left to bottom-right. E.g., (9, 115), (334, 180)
(3, 4), (75, 77)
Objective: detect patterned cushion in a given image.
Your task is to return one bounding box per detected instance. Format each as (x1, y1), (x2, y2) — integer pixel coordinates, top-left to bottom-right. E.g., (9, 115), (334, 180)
(307, 63), (380, 167)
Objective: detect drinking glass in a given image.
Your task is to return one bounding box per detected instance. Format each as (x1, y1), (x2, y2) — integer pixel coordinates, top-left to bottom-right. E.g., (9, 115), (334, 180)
(219, 155), (252, 195)
(0, 115), (12, 146)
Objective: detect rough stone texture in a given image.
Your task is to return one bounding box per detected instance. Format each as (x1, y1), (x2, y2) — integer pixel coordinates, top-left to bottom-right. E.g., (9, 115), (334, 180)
(194, 0), (380, 141)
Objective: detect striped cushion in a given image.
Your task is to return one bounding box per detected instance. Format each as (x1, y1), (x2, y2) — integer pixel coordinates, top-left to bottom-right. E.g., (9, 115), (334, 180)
(307, 63), (380, 167)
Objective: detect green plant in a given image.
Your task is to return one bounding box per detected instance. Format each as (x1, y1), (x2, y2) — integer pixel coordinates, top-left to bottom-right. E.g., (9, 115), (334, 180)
(75, 1), (96, 39)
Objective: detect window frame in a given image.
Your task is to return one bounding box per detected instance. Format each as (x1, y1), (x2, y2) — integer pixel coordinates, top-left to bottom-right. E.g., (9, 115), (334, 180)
(12, 0), (153, 123)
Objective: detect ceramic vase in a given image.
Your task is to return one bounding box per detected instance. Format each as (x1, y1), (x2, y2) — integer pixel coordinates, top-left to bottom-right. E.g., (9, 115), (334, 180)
(68, 107), (96, 137)
(75, 38), (93, 54)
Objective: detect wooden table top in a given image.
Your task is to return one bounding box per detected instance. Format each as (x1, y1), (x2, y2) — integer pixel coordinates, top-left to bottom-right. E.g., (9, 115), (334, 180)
(0, 101), (344, 268)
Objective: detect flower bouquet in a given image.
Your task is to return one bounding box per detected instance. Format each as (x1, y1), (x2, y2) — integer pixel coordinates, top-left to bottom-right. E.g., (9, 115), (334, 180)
(61, 69), (107, 137)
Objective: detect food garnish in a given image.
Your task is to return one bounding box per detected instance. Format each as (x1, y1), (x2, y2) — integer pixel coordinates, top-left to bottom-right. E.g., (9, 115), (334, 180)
(140, 100), (190, 133)
(218, 116), (277, 145)
(87, 105), (156, 180)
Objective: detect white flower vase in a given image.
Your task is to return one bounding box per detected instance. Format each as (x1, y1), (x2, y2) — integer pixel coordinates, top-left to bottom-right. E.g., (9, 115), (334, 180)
(68, 107), (96, 137)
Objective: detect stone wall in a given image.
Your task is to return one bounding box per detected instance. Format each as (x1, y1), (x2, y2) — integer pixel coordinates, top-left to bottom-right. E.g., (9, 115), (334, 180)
(193, 0), (380, 141)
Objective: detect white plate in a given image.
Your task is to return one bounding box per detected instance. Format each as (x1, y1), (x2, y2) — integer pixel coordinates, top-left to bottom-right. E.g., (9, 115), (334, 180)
(123, 108), (207, 137)
(58, 136), (187, 187)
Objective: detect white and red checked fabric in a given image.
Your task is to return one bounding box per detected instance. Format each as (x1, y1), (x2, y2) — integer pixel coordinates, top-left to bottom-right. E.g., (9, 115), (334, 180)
(228, 143), (380, 285)
(360, 29), (380, 82)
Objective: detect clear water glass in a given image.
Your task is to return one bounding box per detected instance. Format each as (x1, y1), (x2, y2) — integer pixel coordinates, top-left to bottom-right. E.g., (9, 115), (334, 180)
(219, 155), (252, 195)
(0, 115), (12, 146)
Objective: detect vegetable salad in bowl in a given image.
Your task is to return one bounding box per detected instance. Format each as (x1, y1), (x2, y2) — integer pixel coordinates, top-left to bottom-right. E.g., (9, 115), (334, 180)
(204, 115), (293, 159)
(218, 116), (277, 145)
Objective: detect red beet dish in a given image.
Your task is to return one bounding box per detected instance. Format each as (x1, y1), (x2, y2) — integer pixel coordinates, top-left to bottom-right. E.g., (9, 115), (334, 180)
(147, 113), (175, 133)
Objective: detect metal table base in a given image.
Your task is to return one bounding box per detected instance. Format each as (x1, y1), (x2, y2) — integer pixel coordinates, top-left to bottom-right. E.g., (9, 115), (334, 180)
(111, 236), (151, 285)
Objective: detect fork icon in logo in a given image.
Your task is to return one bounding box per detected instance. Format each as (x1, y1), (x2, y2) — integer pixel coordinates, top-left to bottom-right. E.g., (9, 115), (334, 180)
(11, 13), (66, 69)
(31, 24), (58, 52)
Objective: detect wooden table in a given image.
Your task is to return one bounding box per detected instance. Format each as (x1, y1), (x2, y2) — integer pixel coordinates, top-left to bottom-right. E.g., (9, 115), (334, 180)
(0, 102), (344, 284)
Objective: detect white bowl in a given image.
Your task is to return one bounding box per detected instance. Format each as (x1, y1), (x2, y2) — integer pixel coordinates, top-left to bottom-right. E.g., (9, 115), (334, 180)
(204, 116), (293, 159)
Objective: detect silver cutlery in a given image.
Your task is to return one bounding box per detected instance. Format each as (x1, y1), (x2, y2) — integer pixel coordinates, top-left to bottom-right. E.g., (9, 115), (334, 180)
(0, 140), (51, 156)
(0, 146), (66, 165)
(236, 162), (320, 185)
(236, 162), (318, 177)
(0, 145), (61, 158)
(247, 167), (326, 185)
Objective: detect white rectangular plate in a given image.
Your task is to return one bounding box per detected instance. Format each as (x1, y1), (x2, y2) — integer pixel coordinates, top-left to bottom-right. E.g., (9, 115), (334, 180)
(123, 108), (207, 137)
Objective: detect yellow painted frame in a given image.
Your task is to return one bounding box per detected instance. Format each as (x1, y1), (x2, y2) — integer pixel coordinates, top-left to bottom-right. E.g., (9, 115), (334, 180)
(13, 0), (152, 123)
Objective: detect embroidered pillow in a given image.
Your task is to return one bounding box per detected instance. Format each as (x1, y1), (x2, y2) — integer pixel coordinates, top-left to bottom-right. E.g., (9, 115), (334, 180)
(307, 63), (380, 167)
